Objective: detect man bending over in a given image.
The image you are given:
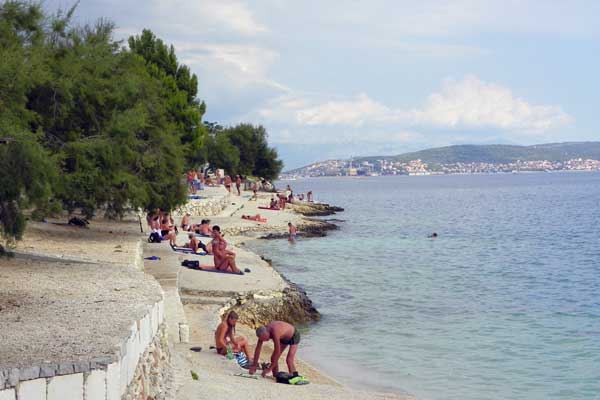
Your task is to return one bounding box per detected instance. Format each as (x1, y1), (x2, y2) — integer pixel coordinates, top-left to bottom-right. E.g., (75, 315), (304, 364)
(249, 321), (300, 377)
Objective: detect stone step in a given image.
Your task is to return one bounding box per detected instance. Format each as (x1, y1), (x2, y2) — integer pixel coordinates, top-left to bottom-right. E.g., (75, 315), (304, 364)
(179, 295), (232, 306)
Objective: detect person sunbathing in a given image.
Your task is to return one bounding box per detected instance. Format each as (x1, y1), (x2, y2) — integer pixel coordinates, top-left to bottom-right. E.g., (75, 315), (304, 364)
(180, 213), (192, 231)
(211, 226), (241, 274)
(147, 208), (160, 229)
(214, 311), (251, 361)
(150, 215), (175, 245)
(242, 214), (266, 222)
(181, 233), (208, 253)
(269, 198), (279, 209)
(194, 219), (212, 237)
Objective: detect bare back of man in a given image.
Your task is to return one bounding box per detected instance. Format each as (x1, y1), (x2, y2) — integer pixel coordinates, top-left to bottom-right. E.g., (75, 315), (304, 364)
(249, 321), (300, 377)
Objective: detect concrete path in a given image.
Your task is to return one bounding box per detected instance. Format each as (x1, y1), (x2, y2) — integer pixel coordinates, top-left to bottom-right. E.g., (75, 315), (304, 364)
(143, 243), (189, 343)
(143, 188), (411, 400)
(177, 245), (286, 299)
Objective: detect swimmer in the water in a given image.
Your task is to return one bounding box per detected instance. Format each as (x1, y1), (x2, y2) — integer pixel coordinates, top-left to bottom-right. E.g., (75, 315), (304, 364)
(428, 232), (438, 238)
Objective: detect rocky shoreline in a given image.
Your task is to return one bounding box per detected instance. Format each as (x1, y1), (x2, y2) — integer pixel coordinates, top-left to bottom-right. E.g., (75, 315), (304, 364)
(258, 218), (339, 239)
(223, 199), (345, 327)
(2, 187), (410, 400)
(289, 201), (345, 216)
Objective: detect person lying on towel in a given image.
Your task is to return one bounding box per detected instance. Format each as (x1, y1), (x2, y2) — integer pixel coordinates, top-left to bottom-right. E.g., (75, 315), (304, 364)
(241, 214), (267, 222)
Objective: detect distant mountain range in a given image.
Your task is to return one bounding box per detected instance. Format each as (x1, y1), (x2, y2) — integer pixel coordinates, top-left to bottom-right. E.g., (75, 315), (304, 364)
(285, 142), (600, 173)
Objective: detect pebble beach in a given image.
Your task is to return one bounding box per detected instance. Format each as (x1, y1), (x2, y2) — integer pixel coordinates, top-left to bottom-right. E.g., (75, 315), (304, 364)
(1, 185), (411, 400)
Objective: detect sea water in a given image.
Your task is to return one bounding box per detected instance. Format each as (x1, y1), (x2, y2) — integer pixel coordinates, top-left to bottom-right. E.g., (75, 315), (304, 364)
(246, 172), (600, 400)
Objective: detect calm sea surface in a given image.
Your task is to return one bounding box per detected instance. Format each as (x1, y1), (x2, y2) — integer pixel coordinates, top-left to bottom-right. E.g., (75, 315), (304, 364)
(246, 172), (600, 400)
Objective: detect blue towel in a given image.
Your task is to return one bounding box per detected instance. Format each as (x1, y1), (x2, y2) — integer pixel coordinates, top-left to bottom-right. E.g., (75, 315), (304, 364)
(173, 248), (207, 255)
(144, 256), (161, 261)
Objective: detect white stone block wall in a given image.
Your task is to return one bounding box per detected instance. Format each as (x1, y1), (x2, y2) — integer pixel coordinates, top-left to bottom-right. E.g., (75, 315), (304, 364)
(105, 361), (120, 400)
(0, 388), (15, 400)
(84, 370), (106, 400)
(1, 297), (166, 400)
(47, 374), (83, 400)
(17, 378), (45, 400)
(174, 193), (231, 217)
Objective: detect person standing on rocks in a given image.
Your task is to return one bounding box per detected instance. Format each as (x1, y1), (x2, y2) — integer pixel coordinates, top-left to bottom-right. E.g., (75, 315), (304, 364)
(249, 321), (300, 378)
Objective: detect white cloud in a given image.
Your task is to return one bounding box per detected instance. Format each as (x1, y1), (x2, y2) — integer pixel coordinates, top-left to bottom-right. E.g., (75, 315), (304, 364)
(257, 76), (573, 137)
(178, 44), (277, 81)
(406, 76), (573, 133)
(311, 0), (600, 39)
(296, 93), (390, 127)
(148, 0), (267, 37)
(202, 1), (268, 36)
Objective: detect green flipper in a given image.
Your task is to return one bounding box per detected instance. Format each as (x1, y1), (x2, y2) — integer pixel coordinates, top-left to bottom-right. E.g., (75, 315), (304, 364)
(289, 376), (310, 385)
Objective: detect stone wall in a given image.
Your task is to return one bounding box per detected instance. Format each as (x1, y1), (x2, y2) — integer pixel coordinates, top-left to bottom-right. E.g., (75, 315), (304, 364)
(0, 299), (167, 400)
(174, 194), (230, 217)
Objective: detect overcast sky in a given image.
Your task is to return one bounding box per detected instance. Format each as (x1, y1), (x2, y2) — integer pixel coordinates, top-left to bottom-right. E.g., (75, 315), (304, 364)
(46, 0), (600, 169)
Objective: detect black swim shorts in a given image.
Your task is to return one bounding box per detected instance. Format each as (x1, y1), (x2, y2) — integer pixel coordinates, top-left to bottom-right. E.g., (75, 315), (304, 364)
(280, 328), (301, 346)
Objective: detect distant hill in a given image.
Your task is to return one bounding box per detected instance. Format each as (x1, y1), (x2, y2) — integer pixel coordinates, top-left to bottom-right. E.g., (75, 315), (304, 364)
(285, 142), (600, 173)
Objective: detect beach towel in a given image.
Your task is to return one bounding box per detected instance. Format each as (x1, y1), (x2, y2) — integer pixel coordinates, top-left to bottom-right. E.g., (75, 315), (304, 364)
(198, 266), (244, 275)
(258, 206), (280, 211)
(234, 352), (249, 368)
(188, 195), (207, 200)
(144, 256), (161, 261)
(181, 260), (245, 275)
(172, 246), (207, 255)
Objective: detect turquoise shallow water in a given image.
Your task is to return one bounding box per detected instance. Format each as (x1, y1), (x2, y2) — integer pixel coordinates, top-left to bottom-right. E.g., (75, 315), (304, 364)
(246, 172), (600, 400)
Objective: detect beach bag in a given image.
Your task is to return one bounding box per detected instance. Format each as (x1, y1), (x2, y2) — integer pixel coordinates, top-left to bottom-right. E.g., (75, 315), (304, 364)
(68, 217), (89, 227)
(181, 259), (200, 268)
(148, 232), (162, 243)
(275, 372), (309, 385)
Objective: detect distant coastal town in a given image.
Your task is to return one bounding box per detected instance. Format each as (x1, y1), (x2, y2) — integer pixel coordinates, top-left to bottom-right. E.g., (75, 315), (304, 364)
(282, 158), (600, 178)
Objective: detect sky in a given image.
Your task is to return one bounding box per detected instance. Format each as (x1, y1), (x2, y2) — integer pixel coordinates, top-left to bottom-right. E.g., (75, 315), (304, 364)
(45, 0), (600, 169)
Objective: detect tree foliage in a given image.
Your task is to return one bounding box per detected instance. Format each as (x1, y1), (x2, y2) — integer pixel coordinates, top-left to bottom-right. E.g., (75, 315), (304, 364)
(128, 29), (208, 168)
(0, 1), (283, 244)
(204, 122), (283, 180)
